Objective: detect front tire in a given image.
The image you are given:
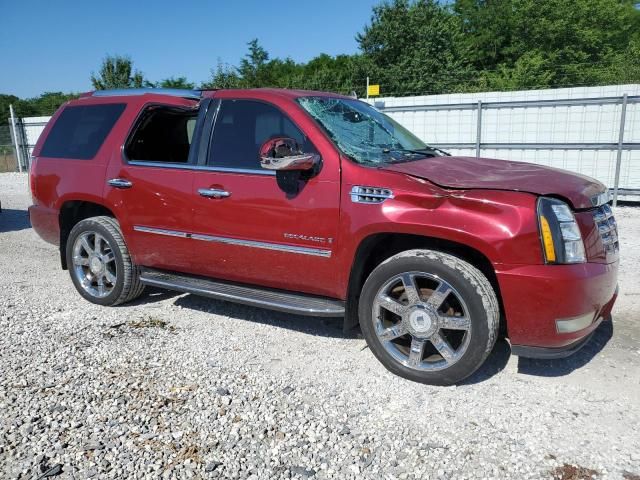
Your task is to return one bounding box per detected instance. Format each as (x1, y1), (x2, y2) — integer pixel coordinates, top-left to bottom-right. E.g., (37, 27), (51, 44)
(66, 216), (144, 306)
(359, 249), (499, 385)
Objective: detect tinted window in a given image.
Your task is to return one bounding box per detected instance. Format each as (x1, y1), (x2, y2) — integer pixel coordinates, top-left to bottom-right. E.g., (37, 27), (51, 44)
(125, 106), (198, 164)
(208, 100), (313, 170)
(41, 103), (126, 159)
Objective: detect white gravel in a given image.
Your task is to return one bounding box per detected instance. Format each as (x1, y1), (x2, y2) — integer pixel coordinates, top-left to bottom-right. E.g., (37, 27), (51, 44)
(1, 172), (639, 479)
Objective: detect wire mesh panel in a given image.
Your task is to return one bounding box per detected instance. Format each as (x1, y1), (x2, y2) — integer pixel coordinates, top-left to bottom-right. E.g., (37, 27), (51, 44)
(371, 84), (640, 198)
(0, 124), (17, 173)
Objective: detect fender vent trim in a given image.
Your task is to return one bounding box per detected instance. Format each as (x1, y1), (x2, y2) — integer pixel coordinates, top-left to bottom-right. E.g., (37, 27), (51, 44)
(350, 186), (394, 204)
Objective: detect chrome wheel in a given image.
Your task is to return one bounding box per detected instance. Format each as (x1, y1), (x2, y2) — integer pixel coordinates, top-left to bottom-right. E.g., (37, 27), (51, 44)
(71, 231), (117, 299)
(372, 271), (471, 371)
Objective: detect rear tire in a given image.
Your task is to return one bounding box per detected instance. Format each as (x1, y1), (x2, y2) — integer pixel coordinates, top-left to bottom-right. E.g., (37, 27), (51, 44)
(66, 216), (144, 306)
(359, 249), (499, 386)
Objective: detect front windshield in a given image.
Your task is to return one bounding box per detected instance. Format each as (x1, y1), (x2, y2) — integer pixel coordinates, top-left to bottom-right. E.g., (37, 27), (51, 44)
(297, 96), (444, 165)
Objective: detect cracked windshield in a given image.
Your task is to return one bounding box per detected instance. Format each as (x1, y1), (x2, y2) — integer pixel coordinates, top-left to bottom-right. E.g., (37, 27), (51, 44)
(297, 97), (444, 165)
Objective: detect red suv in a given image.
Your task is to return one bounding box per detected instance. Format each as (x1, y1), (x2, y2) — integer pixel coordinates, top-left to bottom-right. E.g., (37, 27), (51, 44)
(29, 88), (619, 385)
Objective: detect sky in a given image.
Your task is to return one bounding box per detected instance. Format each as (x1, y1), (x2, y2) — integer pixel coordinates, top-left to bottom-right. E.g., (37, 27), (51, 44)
(0, 0), (381, 98)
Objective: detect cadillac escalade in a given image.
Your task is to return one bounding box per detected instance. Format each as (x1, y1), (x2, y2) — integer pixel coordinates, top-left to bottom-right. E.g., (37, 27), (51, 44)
(28, 88), (619, 385)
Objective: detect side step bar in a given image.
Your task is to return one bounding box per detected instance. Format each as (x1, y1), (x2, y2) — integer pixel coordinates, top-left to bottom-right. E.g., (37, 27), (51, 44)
(139, 268), (345, 317)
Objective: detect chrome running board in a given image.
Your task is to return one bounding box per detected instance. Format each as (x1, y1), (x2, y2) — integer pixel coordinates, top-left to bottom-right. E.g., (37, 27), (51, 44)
(139, 268), (345, 317)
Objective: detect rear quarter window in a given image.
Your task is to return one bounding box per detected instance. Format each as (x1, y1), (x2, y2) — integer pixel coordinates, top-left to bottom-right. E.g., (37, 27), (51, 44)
(40, 103), (126, 159)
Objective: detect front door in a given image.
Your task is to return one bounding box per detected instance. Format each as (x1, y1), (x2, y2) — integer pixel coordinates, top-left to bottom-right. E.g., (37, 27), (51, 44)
(190, 98), (341, 298)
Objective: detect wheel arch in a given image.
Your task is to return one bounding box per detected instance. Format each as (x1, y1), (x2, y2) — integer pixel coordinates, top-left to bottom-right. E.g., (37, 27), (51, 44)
(343, 232), (505, 334)
(58, 200), (117, 269)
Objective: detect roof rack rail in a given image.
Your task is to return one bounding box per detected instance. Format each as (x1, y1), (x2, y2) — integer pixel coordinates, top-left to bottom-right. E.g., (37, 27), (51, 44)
(92, 88), (202, 100)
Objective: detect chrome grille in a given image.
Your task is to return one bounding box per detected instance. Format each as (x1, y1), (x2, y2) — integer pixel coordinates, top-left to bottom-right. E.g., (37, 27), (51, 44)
(350, 186), (394, 204)
(593, 204), (619, 256)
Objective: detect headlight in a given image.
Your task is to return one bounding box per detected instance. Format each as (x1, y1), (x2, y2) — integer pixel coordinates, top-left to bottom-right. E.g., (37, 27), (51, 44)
(537, 197), (586, 264)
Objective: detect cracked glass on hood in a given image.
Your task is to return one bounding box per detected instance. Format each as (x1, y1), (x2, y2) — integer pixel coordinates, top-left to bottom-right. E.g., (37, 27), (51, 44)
(297, 97), (441, 165)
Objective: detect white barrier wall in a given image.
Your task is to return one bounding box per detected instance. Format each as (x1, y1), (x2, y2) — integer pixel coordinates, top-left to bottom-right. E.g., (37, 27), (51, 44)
(21, 116), (50, 158)
(370, 84), (640, 194)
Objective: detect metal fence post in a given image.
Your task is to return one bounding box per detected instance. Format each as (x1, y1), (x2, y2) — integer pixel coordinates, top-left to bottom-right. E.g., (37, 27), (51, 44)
(612, 93), (628, 207)
(9, 104), (23, 173)
(475, 100), (482, 158)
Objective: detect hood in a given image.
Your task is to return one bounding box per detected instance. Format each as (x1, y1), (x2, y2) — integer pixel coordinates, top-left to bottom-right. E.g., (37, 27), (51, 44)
(382, 156), (606, 210)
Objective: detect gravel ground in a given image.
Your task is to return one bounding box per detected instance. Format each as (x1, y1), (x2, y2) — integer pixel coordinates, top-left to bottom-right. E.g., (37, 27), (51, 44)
(1, 171), (639, 480)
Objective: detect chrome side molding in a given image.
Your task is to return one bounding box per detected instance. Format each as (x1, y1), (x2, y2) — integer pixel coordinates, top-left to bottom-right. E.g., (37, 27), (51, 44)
(133, 226), (331, 257)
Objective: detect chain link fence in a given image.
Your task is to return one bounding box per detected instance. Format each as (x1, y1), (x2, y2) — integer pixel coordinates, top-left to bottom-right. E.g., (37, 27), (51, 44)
(0, 124), (17, 173)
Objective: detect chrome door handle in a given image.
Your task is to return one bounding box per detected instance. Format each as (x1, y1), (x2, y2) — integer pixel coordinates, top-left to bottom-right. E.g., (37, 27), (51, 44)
(107, 178), (133, 189)
(198, 188), (231, 199)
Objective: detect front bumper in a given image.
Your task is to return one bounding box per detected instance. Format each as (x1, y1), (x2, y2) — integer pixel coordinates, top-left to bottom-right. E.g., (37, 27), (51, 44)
(497, 261), (618, 353)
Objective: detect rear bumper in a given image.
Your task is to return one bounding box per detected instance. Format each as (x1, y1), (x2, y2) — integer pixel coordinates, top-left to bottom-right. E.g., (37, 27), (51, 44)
(497, 261), (618, 351)
(28, 204), (59, 245)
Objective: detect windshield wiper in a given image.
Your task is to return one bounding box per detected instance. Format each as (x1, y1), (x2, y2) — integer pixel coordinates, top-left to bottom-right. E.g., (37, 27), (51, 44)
(402, 146), (450, 157)
(382, 147), (441, 163)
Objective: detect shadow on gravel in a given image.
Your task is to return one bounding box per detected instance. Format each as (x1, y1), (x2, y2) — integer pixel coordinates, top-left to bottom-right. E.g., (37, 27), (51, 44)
(174, 293), (351, 339)
(516, 319), (614, 377)
(121, 287), (182, 306)
(460, 339), (511, 384)
(0, 208), (30, 233)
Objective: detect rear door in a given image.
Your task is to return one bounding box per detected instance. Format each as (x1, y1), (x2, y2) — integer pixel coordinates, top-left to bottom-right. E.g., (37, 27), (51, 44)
(104, 97), (212, 272)
(189, 97), (341, 298)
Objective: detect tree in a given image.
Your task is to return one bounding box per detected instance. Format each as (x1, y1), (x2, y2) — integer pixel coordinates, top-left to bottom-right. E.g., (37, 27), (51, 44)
(29, 92), (79, 115)
(201, 61), (243, 89)
(238, 39), (270, 87)
(90, 55), (146, 90)
(157, 76), (196, 89)
(356, 0), (473, 95)
(0, 92), (79, 124)
(455, 0), (640, 89)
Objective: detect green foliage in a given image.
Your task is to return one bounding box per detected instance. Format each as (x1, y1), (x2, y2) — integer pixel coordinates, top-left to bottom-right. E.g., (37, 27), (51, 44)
(198, 0), (640, 96)
(3, 0), (640, 113)
(455, 0), (640, 90)
(156, 77), (196, 90)
(91, 55), (146, 90)
(0, 92), (79, 125)
(356, 0), (474, 95)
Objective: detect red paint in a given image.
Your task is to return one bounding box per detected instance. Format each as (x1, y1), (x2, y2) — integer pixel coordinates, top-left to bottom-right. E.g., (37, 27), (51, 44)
(29, 88), (618, 352)
(384, 156), (606, 210)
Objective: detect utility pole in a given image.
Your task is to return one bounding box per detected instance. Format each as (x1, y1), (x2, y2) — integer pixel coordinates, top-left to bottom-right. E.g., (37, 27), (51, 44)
(366, 76), (370, 100)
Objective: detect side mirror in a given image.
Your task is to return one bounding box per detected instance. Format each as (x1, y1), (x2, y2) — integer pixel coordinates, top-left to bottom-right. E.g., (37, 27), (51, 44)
(259, 137), (320, 172)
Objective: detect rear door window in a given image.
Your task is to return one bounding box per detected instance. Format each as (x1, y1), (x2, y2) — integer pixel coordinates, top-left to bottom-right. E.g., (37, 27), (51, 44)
(125, 105), (199, 164)
(41, 103), (126, 159)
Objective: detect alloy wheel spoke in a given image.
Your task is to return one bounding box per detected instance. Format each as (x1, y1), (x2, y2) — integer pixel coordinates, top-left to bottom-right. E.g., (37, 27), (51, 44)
(104, 269), (116, 284)
(400, 273), (421, 305)
(80, 237), (94, 255)
(103, 251), (115, 263)
(96, 276), (105, 296)
(426, 282), (452, 310)
(439, 314), (471, 330)
(377, 294), (407, 316)
(81, 273), (94, 289)
(73, 255), (89, 266)
(378, 322), (406, 342)
(94, 235), (103, 254)
(429, 332), (455, 362)
(407, 337), (426, 367)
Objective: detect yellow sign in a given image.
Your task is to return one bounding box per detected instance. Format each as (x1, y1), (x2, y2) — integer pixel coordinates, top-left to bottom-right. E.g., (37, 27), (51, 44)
(367, 84), (380, 96)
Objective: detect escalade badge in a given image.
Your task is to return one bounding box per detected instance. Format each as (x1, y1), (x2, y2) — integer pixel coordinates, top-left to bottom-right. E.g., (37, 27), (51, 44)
(284, 233), (333, 244)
